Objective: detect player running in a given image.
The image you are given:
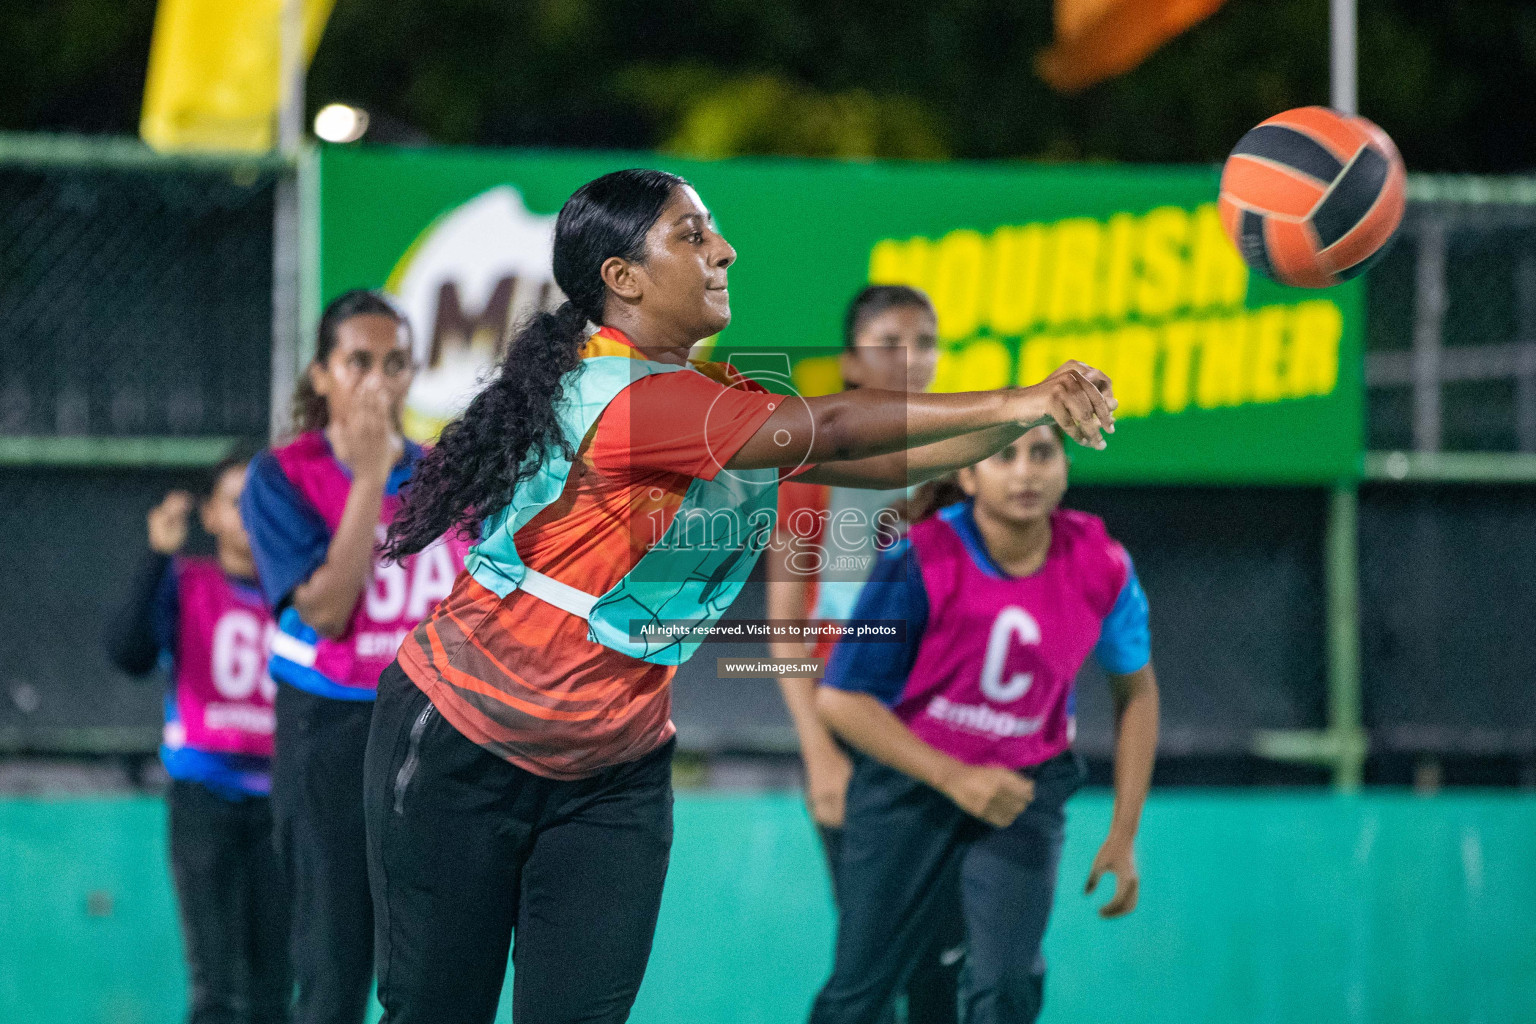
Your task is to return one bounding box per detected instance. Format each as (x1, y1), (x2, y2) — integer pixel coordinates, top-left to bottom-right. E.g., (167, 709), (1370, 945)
(767, 284), (963, 1023)
(808, 424), (1160, 1024)
(239, 291), (469, 1024)
(369, 168), (1116, 1024)
(107, 450), (290, 1024)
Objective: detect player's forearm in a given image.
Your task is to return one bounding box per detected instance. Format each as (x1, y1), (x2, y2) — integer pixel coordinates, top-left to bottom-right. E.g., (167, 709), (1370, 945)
(1107, 665), (1160, 843)
(292, 473), (387, 638)
(730, 388), (1032, 471)
(800, 423), (1028, 489)
(778, 677), (841, 758)
(817, 687), (965, 793)
(106, 552), (171, 676)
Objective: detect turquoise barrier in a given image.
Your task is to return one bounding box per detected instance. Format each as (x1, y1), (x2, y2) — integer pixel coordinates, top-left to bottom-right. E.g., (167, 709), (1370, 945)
(2, 792), (1533, 1023)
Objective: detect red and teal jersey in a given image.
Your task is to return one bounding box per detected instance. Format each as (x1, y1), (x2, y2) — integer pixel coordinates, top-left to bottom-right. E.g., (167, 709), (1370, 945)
(399, 327), (787, 780)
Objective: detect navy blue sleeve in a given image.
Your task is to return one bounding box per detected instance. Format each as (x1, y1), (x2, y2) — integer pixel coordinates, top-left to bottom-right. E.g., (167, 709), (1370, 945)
(106, 553), (176, 676)
(1094, 558), (1152, 676)
(240, 450), (331, 611)
(821, 538), (929, 707)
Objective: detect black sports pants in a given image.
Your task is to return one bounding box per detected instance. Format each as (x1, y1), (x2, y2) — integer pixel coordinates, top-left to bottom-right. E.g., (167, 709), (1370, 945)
(364, 661), (675, 1024)
(272, 685), (376, 1024)
(809, 751), (1083, 1024)
(818, 822), (963, 1024)
(167, 778), (291, 1024)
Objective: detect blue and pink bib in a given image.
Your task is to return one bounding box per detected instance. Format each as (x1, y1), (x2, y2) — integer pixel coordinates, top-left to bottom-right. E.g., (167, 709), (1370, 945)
(160, 557), (276, 797)
(243, 431), (469, 700)
(822, 502), (1150, 770)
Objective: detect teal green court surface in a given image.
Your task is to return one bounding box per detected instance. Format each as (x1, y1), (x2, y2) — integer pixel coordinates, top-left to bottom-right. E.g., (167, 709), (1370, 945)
(2, 791), (1533, 1023)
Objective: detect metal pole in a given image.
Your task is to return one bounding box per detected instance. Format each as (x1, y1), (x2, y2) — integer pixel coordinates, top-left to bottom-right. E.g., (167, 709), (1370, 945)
(1412, 221), (1448, 453)
(277, 0), (304, 155)
(1515, 254), (1536, 452)
(1330, 0), (1357, 115)
(1328, 0), (1363, 788)
(1326, 485), (1365, 790)
(269, 0), (304, 441)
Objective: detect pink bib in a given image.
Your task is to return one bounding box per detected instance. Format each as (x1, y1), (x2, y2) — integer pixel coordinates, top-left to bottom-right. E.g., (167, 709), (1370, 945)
(270, 432), (470, 695)
(896, 508), (1129, 769)
(170, 557), (276, 757)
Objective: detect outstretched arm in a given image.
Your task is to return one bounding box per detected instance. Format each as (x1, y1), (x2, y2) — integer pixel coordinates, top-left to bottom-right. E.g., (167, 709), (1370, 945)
(1085, 662), (1159, 918)
(796, 423), (1027, 489)
(727, 361), (1115, 472)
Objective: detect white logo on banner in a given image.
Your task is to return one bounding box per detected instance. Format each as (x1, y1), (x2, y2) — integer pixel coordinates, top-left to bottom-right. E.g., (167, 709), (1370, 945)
(388, 186), (563, 440)
(979, 606), (1041, 703)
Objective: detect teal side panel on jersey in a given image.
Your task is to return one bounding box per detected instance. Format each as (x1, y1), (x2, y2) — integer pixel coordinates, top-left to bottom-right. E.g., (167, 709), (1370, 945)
(465, 351), (778, 666)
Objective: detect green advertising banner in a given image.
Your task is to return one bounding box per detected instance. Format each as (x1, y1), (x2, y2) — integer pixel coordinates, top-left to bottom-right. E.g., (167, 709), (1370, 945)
(311, 145), (1364, 483)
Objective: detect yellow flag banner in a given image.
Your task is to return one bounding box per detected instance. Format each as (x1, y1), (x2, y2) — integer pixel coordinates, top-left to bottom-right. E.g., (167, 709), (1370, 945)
(140, 0), (335, 152)
(1037, 0), (1227, 94)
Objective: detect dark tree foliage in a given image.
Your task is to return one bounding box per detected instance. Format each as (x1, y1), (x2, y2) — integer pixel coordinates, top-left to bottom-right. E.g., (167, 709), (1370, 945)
(2, 0), (1534, 172)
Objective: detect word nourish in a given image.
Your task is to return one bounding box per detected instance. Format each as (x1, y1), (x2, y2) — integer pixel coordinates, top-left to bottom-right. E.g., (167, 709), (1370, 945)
(865, 202), (1348, 417)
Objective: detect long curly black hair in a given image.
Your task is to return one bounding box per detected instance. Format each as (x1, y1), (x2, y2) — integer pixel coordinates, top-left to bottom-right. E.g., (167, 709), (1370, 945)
(384, 168), (687, 558)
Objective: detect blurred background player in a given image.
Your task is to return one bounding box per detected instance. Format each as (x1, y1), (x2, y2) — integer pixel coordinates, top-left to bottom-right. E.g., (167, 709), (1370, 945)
(808, 424), (1159, 1024)
(766, 285), (963, 1022)
(107, 450), (291, 1024)
(239, 291), (468, 1024)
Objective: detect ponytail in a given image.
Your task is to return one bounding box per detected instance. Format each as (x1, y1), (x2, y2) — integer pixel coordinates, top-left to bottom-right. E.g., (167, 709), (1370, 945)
(383, 303), (588, 557)
(384, 168), (687, 559)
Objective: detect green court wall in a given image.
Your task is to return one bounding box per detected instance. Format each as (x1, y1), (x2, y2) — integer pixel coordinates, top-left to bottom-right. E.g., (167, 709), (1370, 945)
(1, 792), (1532, 1023)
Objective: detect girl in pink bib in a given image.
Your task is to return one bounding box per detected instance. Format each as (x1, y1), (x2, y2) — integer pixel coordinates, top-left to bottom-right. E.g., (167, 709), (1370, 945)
(810, 424), (1161, 1024)
(240, 291), (467, 1024)
(108, 451), (290, 1024)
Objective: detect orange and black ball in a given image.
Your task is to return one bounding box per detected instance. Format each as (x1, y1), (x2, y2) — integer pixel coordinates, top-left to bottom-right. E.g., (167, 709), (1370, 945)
(1219, 106), (1406, 288)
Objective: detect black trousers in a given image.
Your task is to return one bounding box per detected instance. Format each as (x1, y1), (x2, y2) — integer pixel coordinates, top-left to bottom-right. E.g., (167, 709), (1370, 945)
(364, 661), (675, 1024)
(272, 685), (376, 1024)
(167, 778), (292, 1024)
(819, 823), (963, 1024)
(809, 752), (1084, 1024)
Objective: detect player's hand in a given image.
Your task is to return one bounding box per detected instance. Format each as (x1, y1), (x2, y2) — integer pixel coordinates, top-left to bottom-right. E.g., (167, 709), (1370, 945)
(941, 764), (1034, 828)
(338, 377), (403, 484)
(147, 491), (193, 555)
(803, 742), (853, 828)
(1013, 360), (1117, 450)
(1085, 833), (1140, 918)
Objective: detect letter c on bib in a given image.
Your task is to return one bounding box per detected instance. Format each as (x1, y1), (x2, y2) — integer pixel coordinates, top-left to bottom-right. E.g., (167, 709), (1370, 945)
(979, 606), (1041, 704)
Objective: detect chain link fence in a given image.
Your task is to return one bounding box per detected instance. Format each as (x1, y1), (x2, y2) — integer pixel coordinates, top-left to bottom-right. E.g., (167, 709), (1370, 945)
(0, 140), (277, 441)
(0, 136), (281, 755)
(1366, 180), (1536, 453)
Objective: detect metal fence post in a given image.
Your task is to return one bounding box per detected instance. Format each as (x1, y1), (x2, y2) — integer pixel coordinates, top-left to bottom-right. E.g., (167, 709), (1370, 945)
(1327, 484), (1365, 790)
(1411, 220), (1447, 453)
(1515, 253), (1536, 452)
(269, 0), (306, 441)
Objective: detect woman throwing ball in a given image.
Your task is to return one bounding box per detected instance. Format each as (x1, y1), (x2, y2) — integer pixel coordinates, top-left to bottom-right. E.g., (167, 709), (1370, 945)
(809, 425), (1160, 1024)
(369, 168), (1116, 1024)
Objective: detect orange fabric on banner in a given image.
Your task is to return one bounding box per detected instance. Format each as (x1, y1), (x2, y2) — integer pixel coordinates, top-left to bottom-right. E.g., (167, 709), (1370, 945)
(1037, 0), (1228, 94)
